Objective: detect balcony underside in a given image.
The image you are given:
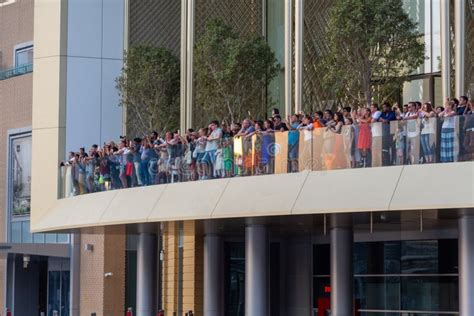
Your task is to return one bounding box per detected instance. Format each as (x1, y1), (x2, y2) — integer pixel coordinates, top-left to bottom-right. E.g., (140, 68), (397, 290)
(32, 161), (474, 233)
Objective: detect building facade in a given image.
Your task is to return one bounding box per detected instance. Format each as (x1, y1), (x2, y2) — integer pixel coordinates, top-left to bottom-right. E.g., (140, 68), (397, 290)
(0, 1), (72, 315)
(2, 0), (472, 316)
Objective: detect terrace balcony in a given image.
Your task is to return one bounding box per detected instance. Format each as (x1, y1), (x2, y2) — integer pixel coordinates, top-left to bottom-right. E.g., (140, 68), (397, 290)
(33, 115), (474, 232)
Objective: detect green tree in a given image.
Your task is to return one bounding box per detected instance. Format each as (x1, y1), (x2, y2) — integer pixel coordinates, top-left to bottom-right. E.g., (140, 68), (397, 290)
(320, 0), (425, 106)
(194, 19), (280, 125)
(116, 45), (180, 137)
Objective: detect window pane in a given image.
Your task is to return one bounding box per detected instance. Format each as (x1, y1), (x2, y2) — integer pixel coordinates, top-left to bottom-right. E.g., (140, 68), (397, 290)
(225, 242), (245, 316)
(401, 240), (438, 274)
(34, 233), (45, 244)
(11, 136), (32, 217)
(57, 234), (69, 244)
(313, 244), (330, 275)
(61, 271), (71, 316)
(21, 220), (32, 243)
(45, 234), (58, 244)
(15, 46), (33, 66)
(401, 276), (458, 311)
(48, 271), (61, 316)
(11, 221), (21, 243)
(355, 276), (400, 310)
(354, 242), (401, 275)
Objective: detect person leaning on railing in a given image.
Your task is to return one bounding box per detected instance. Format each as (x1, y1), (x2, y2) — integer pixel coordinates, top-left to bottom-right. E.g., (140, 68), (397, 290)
(60, 95), (473, 196)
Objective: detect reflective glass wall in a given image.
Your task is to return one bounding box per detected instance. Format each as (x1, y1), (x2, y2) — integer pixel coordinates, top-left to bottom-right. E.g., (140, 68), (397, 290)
(266, 0), (285, 112)
(8, 132), (68, 243)
(313, 239), (459, 315)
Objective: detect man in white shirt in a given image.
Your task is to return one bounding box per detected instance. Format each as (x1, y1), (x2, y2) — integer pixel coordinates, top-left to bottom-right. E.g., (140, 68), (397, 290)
(370, 103), (383, 166)
(203, 120), (223, 178)
(403, 102), (421, 164)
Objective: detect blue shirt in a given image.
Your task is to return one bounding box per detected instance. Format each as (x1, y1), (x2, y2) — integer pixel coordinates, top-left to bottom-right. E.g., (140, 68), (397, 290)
(288, 123), (300, 145)
(380, 111), (396, 122)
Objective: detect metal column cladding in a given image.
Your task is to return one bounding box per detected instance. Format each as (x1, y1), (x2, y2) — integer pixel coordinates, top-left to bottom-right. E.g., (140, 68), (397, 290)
(245, 223), (267, 316)
(330, 213), (354, 316)
(458, 209), (474, 316)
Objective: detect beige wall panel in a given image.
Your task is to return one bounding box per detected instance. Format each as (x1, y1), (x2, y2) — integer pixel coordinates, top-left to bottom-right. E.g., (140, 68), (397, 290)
(212, 171), (309, 219)
(34, 162), (474, 232)
(65, 190), (118, 227)
(100, 184), (166, 225)
(389, 161), (474, 210)
(33, 0), (67, 59)
(30, 126), (65, 227)
(292, 167), (404, 214)
(32, 193), (82, 232)
(31, 56), (67, 129)
(148, 179), (229, 222)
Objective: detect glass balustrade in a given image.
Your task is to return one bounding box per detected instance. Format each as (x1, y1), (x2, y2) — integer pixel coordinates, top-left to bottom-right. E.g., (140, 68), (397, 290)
(0, 63), (33, 80)
(59, 114), (474, 198)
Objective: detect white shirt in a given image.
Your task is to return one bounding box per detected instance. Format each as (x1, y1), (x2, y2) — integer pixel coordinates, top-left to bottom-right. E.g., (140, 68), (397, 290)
(371, 111), (382, 137)
(205, 128), (222, 151)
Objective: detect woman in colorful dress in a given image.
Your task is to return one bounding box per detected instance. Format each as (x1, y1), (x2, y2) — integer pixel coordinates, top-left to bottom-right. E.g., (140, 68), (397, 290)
(355, 107), (372, 167)
(438, 101), (457, 162)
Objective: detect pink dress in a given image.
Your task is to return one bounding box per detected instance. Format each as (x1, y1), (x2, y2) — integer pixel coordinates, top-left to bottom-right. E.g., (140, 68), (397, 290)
(357, 120), (372, 150)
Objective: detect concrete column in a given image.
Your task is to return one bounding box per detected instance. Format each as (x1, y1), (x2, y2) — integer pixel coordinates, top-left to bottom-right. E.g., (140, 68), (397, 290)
(186, 0), (195, 129)
(458, 209), (474, 316)
(286, 236), (311, 315)
(294, 0), (304, 114)
(330, 213), (353, 316)
(203, 221), (224, 316)
(454, 0), (465, 97)
(180, 0), (188, 133)
(284, 0), (292, 117)
(440, 0), (451, 100)
(136, 225), (157, 316)
(245, 222), (267, 316)
(69, 234), (81, 316)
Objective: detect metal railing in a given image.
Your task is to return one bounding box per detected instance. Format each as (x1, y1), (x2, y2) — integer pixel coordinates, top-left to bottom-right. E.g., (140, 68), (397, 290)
(59, 114), (474, 198)
(0, 63), (33, 80)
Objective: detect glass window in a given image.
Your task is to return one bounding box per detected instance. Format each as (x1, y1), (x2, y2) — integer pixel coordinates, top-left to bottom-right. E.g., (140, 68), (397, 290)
(48, 271), (61, 316)
(57, 234), (70, 244)
(11, 221), (21, 243)
(15, 45), (33, 67)
(313, 244), (330, 275)
(60, 271), (70, 316)
(225, 242), (245, 316)
(401, 275), (458, 311)
(46, 234), (58, 244)
(355, 276), (400, 310)
(34, 233), (46, 244)
(313, 239), (459, 314)
(401, 240), (438, 274)
(21, 220), (32, 243)
(354, 241), (401, 275)
(266, 0), (285, 112)
(10, 135), (32, 218)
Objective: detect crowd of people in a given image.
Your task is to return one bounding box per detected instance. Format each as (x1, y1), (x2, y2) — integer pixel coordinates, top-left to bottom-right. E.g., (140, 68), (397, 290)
(61, 96), (473, 196)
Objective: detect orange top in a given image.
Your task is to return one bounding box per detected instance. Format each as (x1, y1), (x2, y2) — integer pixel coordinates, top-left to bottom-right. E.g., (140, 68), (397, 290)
(313, 120), (324, 128)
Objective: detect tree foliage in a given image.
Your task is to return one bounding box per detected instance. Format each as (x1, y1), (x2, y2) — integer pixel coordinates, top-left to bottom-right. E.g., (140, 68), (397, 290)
(194, 19), (280, 125)
(320, 0), (425, 106)
(116, 45), (180, 137)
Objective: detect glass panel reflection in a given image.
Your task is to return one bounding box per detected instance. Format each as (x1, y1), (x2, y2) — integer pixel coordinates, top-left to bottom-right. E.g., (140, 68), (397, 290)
(355, 276), (400, 310)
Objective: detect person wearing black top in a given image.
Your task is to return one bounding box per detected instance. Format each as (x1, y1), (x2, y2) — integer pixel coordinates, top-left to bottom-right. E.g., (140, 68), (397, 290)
(273, 115), (289, 132)
(379, 102), (397, 166)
